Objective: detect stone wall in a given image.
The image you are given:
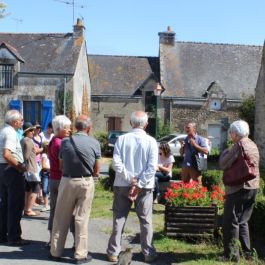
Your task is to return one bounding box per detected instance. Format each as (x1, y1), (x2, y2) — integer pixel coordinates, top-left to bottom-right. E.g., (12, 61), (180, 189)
(255, 45), (265, 167)
(91, 97), (143, 132)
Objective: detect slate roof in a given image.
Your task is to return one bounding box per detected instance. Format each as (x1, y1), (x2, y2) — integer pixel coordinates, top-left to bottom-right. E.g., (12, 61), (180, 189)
(160, 41), (263, 100)
(88, 55), (159, 96)
(0, 32), (83, 74)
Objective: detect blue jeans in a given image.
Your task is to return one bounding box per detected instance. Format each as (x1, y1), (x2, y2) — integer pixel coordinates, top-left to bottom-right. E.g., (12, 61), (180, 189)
(154, 172), (170, 198)
(41, 171), (50, 198)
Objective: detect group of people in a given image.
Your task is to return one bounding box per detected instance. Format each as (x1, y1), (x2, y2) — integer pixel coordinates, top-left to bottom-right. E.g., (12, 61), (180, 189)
(0, 109), (260, 264)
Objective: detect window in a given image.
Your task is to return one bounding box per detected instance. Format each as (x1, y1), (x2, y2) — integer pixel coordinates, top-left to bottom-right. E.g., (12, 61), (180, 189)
(145, 91), (155, 112)
(23, 101), (42, 124)
(0, 64), (13, 89)
(107, 117), (121, 131)
(210, 99), (221, 110)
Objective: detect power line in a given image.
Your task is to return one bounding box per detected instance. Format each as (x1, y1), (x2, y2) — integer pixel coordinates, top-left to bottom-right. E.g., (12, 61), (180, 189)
(11, 17), (23, 32)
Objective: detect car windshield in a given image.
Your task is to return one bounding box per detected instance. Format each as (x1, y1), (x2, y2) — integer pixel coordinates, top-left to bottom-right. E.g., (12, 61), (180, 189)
(157, 135), (177, 142)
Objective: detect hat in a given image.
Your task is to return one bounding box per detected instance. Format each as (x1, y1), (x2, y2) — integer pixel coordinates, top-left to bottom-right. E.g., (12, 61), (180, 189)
(23, 122), (35, 135)
(34, 123), (42, 129)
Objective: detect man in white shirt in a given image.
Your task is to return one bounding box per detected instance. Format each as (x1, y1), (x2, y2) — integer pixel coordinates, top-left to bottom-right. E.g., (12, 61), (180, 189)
(106, 111), (158, 263)
(0, 110), (28, 246)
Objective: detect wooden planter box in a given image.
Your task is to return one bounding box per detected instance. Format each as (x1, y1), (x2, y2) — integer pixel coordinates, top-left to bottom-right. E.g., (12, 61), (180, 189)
(165, 205), (217, 238)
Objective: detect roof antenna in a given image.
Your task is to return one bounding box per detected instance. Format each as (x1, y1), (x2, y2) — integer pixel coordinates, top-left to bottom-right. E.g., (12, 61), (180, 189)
(52, 0), (86, 25)
(11, 17), (23, 32)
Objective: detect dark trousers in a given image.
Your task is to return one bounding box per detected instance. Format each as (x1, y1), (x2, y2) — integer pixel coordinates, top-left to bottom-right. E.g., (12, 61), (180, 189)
(0, 164), (25, 242)
(223, 188), (257, 260)
(154, 172), (170, 198)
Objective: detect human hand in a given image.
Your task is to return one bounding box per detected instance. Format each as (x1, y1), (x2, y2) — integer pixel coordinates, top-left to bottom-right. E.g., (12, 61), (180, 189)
(189, 138), (196, 147)
(128, 185), (141, 201)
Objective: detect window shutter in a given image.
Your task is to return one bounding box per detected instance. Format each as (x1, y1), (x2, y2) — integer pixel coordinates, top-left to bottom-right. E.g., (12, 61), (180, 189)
(9, 100), (21, 111)
(42, 100), (52, 131)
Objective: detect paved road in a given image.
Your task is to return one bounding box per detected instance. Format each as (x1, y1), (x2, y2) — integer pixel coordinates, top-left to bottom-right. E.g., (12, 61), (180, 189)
(0, 207), (173, 265)
(0, 163), (175, 265)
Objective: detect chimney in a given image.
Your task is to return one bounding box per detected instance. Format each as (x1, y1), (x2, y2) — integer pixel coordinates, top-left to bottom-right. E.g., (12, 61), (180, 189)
(158, 26), (175, 46)
(73, 18), (85, 37)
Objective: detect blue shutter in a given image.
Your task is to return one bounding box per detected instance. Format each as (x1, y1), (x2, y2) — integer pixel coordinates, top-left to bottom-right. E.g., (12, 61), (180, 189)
(42, 100), (53, 131)
(9, 100), (21, 111)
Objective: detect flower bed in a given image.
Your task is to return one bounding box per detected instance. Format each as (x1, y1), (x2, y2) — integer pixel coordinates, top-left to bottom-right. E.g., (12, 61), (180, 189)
(164, 181), (224, 238)
(164, 181), (224, 208)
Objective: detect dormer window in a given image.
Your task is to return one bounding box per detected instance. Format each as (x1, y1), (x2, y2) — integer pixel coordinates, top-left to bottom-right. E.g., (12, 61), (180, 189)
(0, 64), (13, 89)
(210, 99), (221, 110)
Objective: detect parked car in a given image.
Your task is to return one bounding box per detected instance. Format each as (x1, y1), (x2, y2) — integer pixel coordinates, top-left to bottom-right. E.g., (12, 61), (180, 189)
(157, 133), (212, 156)
(106, 130), (127, 155)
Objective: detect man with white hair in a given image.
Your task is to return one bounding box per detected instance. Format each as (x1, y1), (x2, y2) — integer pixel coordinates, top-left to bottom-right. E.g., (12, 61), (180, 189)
(106, 111), (158, 263)
(0, 110), (28, 246)
(50, 114), (100, 264)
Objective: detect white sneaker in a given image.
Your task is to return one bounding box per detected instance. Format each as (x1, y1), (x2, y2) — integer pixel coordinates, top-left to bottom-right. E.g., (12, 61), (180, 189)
(41, 205), (50, 212)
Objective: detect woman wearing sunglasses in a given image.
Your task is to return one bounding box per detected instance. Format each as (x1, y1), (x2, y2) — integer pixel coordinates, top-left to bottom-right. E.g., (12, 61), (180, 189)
(154, 141), (175, 203)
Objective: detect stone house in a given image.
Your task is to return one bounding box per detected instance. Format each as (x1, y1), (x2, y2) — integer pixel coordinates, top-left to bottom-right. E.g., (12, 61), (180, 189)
(90, 27), (262, 150)
(0, 19), (90, 130)
(88, 55), (160, 136)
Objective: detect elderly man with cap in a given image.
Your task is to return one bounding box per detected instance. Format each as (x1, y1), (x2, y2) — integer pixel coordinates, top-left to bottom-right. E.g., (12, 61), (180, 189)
(0, 110), (28, 246)
(20, 122), (41, 217)
(50, 114), (101, 264)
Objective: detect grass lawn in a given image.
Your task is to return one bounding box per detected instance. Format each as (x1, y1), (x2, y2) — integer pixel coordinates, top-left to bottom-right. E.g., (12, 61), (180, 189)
(91, 180), (265, 265)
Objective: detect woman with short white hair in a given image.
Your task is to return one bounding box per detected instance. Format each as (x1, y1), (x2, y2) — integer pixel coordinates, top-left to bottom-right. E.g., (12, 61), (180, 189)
(46, 115), (71, 248)
(219, 120), (260, 262)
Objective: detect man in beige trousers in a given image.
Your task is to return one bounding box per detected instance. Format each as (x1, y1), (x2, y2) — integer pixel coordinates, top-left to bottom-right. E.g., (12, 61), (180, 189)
(50, 115), (101, 264)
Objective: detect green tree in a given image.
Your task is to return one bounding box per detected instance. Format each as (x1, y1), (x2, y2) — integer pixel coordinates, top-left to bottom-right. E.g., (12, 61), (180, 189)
(239, 95), (255, 139)
(0, 2), (7, 19)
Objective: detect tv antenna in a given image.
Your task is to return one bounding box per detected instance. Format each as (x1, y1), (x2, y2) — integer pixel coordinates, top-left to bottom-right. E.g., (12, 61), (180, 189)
(52, 0), (86, 25)
(11, 17), (23, 32)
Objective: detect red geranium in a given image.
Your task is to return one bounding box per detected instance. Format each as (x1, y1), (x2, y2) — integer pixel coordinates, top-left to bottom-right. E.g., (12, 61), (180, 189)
(164, 181), (225, 207)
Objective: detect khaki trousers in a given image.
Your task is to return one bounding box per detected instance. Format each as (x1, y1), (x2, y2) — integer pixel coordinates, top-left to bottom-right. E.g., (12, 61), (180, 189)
(50, 176), (94, 259)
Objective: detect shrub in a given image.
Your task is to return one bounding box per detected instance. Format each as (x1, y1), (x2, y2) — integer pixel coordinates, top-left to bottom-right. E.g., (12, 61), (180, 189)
(202, 170), (223, 191)
(108, 163), (115, 191)
(249, 197), (265, 237)
(94, 131), (108, 154)
(172, 167), (181, 180)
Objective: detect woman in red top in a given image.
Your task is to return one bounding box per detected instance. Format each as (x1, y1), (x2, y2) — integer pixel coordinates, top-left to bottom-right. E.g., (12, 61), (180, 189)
(47, 115), (71, 247)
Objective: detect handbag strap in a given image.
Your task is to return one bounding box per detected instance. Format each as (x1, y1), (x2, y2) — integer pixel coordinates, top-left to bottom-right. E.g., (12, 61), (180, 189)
(69, 136), (93, 174)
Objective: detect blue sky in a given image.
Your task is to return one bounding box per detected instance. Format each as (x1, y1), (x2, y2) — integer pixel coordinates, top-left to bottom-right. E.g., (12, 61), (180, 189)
(1, 0), (265, 56)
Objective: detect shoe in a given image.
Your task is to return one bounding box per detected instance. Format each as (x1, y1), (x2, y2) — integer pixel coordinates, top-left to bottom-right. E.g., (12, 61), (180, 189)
(8, 238), (31, 246)
(144, 253), (158, 263)
(74, 255), (92, 264)
(41, 205), (50, 212)
(48, 254), (62, 262)
(107, 254), (118, 262)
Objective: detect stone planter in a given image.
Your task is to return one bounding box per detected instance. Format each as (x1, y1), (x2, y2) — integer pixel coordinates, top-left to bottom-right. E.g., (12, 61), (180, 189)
(165, 205), (217, 238)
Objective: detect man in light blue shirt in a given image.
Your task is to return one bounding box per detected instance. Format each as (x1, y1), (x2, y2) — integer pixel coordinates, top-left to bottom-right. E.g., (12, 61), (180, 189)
(107, 111), (158, 263)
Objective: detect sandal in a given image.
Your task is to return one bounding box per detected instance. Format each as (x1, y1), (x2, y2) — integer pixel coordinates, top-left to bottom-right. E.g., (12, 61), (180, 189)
(24, 210), (40, 217)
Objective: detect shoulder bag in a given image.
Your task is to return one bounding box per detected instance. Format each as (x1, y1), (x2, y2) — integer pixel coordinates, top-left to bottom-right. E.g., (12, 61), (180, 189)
(69, 136), (94, 174)
(223, 141), (256, 186)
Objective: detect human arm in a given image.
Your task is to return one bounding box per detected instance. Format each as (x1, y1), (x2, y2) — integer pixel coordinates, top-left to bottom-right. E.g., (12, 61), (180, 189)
(3, 148), (26, 173)
(189, 137), (209, 155)
(219, 143), (240, 170)
(157, 163), (173, 174)
(112, 137), (136, 184)
(93, 159), (100, 178)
